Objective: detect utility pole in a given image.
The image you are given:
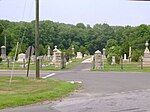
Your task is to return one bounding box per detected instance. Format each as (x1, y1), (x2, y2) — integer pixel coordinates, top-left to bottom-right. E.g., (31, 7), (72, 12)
(35, 0), (40, 78)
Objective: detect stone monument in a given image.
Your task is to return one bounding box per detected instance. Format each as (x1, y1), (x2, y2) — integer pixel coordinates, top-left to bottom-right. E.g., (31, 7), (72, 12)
(102, 48), (106, 60)
(94, 50), (102, 69)
(1, 46), (6, 58)
(47, 46), (51, 61)
(129, 46), (132, 62)
(17, 53), (26, 62)
(111, 56), (116, 64)
(72, 45), (75, 55)
(76, 52), (82, 59)
(143, 41), (150, 66)
(52, 45), (58, 64)
(55, 49), (62, 69)
(124, 54), (127, 60)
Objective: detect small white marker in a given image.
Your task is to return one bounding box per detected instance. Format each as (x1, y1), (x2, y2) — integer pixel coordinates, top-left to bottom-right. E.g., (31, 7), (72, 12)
(42, 73), (56, 79)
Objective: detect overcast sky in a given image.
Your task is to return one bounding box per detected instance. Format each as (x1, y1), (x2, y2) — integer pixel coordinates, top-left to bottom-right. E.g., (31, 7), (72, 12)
(0, 0), (150, 26)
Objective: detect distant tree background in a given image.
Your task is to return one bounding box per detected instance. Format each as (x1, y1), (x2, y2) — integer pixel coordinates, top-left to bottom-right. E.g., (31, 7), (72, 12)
(0, 20), (149, 62)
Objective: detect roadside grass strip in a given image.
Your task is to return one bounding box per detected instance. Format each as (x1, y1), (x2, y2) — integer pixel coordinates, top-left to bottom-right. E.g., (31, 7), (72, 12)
(0, 76), (78, 110)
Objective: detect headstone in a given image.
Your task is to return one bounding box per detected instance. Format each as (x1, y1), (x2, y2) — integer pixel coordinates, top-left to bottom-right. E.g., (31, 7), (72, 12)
(111, 56), (116, 64)
(52, 45), (58, 64)
(76, 52), (82, 59)
(47, 46), (51, 61)
(124, 54), (127, 60)
(1, 46), (6, 58)
(143, 41), (150, 66)
(129, 46), (132, 62)
(17, 53), (26, 62)
(102, 48), (106, 60)
(94, 50), (102, 69)
(72, 45), (75, 55)
(55, 50), (62, 68)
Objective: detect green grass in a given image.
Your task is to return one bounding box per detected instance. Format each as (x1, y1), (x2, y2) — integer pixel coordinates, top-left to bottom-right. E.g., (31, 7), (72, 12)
(93, 61), (150, 72)
(0, 76), (79, 110)
(0, 58), (84, 71)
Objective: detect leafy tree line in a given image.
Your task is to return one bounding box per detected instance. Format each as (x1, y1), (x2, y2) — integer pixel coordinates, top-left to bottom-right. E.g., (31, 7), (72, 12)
(0, 20), (149, 61)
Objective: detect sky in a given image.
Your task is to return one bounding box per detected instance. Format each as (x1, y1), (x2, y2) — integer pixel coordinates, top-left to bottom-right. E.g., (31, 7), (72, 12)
(0, 0), (150, 26)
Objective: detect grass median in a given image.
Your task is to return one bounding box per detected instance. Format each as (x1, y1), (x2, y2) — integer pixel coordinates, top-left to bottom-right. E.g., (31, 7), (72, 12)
(0, 76), (79, 110)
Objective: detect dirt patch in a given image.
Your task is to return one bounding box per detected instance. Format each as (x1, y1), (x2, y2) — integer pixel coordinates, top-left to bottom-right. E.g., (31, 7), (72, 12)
(0, 90), (10, 94)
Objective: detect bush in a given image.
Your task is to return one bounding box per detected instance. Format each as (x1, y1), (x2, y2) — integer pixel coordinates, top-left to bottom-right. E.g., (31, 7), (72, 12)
(107, 53), (120, 64)
(131, 49), (143, 62)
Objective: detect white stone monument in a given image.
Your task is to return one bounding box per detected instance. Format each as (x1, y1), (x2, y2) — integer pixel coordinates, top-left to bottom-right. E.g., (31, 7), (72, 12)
(76, 52), (82, 59)
(111, 56), (116, 64)
(17, 53), (26, 62)
(94, 50), (102, 69)
(72, 45), (75, 55)
(47, 46), (51, 61)
(52, 46), (58, 64)
(55, 49), (62, 68)
(1, 46), (6, 58)
(102, 48), (106, 60)
(143, 41), (150, 66)
(124, 54), (127, 60)
(129, 46), (132, 62)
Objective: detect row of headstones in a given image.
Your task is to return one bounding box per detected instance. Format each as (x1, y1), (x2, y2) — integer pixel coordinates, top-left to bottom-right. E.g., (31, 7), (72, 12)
(9, 45), (88, 69)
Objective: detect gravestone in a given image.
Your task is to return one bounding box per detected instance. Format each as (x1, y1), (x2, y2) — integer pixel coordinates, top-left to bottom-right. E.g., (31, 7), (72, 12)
(1, 46), (6, 58)
(143, 41), (150, 66)
(111, 56), (116, 64)
(129, 46), (132, 62)
(102, 48), (106, 60)
(76, 52), (82, 59)
(47, 46), (51, 61)
(72, 45), (75, 55)
(124, 54), (127, 60)
(94, 50), (102, 69)
(55, 50), (62, 68)
(52, 46), (58, 64)
(17, 53), (26, 62)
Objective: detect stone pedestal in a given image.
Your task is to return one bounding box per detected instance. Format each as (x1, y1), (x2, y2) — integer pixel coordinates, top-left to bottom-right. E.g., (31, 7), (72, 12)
(94, 50), (102, 69)
(55, 50), (62, 69)
(143, 41), (150, 66)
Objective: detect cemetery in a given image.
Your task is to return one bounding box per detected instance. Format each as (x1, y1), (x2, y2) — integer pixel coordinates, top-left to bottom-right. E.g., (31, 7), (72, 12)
(92, 41), (150, 72)
(0, 45), (85, 71)
(0, 40), (150, 72)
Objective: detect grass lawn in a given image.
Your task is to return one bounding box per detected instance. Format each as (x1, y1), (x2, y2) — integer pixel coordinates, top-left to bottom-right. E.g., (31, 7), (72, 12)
(0, 58), (84, 71)
(93, 61), (150, 72)
(0, 76), (79, 110)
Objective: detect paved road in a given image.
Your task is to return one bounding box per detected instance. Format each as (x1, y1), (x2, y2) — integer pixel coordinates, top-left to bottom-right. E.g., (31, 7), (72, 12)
(1, 58), (150, 112)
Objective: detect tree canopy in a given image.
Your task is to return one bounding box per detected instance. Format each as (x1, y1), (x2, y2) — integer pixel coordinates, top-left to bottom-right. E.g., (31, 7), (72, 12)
(0, 20), (149, 61)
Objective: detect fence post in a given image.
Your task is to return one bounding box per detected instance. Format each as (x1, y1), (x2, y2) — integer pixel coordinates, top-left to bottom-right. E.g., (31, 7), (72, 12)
(7, 58), (9, 68)
(141, 56), (143, 69)
(121, 56), (123, 70)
